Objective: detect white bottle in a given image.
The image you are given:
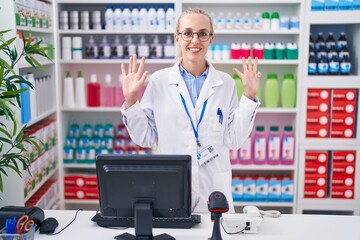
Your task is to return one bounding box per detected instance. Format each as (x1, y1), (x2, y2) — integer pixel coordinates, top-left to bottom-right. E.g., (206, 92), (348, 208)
(122, 5), (131, 30)
(210, 12), (217, 29)
(131, 5), (139, 30)
(104, 5), (114, 30)
(243, 12), (252, 30)
(234, 12), (243, 29)
(253, 12), (263, 30)
(138, 35), (150, 58)
(124, 35), (136, 57)
(150, 35), (163, 59)
(111, 35), (123, 59)
(164, 35), (175, 59)
(113, 5), (122, 30)
(165, 5), (175, 30)
(75, 71), (86, 107)
(139, 5), (148, 30)
(27, 73), (37, 119)
(217, 12), (225, 29)
(148, 5), (157, 30)
(99, 36), (111, 58)
(157, 5), (166, 31)
(63, 72), (75, 108)
(226, 12), (234, 29)
(213, 44), (222, 61)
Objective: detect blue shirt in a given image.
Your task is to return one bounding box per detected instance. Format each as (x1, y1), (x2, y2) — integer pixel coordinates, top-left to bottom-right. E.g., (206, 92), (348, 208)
(179, 64), (209, 107)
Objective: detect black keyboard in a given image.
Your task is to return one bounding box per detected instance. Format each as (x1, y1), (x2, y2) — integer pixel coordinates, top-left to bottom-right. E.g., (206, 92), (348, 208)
(91, 213), (201, 229)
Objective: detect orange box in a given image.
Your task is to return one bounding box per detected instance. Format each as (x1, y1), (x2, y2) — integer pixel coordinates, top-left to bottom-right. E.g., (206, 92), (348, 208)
(304, 174), (327, 187)
(306, 112), (330, 126)
(331, 113), (356, 127)
(304, 185), (327, 199)
(330, 125), (355, 138)
(64, 175), (86, 187)
(332, 151), (356, 164)
(307, 89), (331, 100)
(306, 125), (329, 138)
(305, 151), (329, 164)
(331, 186), (354, 199)
(305, 163), (328, 175)
(332, 101), (356, 114)
(64, 187), (86, 200)
(332, 89), (357, 103)
(331, 175), (354, 187)
(332, 162), (356, 176)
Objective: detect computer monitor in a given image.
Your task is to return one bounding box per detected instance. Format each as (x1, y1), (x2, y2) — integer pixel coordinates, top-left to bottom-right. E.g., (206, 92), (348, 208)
(96, 154), (192, 240)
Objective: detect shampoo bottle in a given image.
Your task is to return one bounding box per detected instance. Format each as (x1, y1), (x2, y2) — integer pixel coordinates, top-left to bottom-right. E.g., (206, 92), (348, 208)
(102, 74), (115, 107)
(164, 35), (175, 59)
(137, 35), (150, 58)
(150, 35), (163, 59)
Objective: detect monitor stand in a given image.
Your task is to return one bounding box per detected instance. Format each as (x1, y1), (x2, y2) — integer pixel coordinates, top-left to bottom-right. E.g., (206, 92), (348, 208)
(115, 202), (175, 240)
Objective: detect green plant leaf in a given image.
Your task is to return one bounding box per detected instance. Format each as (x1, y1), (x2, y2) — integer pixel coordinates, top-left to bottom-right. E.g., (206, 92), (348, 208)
(0, 136), (12, 145)
(12, 119), (17, 137)
(0, 174), (3, 193)
(0, 61), (4, 86)
(15, 124), (26, 143)
(24, 55), (36, 68)
(28, 56), (47, 73)
(26, 137), (42, 155)
(0, 29), (11, 35)
(2, 88), (26, 96)
(0, 58), (15, 76)
(0, 37), (15, 51)
(0, 126), (11, 138)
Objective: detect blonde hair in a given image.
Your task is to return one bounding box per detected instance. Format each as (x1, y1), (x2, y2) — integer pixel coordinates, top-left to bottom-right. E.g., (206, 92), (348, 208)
(175, 8), (214, 59)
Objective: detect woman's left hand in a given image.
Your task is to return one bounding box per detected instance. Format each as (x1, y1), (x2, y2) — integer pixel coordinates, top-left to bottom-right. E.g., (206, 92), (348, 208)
(232, 57), (261, 100)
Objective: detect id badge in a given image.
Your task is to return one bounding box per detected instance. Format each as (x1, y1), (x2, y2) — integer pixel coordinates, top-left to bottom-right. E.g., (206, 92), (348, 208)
(197, 144), (219, 167)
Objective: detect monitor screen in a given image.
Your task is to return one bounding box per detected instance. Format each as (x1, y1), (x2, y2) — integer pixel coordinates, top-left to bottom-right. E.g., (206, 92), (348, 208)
(96, 154), (192, 219)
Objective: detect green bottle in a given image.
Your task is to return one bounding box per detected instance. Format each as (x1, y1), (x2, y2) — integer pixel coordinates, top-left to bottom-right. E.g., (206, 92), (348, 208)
(264, 73), (279, 108)
(233, 74), (244, 100)
(281, 74), (296, 108)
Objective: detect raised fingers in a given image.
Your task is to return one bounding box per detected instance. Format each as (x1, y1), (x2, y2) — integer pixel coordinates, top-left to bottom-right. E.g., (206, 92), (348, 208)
(253, 57), (258, 74)
(241, 57), (248, 73)
(121, 63), (126, 76)
(247, 56), (253, 72)
(132, 54), (138, 73)
(137, 57), (146, 78)
(128, 55), (132, 74)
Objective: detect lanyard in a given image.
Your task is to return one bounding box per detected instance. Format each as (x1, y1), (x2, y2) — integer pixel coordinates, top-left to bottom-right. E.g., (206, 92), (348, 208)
(180, 94), (208, 147)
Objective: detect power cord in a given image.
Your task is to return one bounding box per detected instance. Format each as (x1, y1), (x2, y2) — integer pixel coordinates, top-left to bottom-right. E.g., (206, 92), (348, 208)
(259, 210), (282, 218)
(220, 218), (248, 235)
(48, 209), (83, 235)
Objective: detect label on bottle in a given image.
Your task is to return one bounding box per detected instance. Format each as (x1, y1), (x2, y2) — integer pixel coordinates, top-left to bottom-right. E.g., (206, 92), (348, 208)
(85, 148), (96, 161)
(239, 138), (251, 161)
(282, 137), (294, 160)
(254, 137), (266, 162)
(76, 148), (86, 162)
(268, 136), (280, 161)
(340, 62), (351, 73)
(308, 63), (317, 74)
(317, 63), (329, 74)
(329, 62), (339, 73)
(63, 147), (74, 161)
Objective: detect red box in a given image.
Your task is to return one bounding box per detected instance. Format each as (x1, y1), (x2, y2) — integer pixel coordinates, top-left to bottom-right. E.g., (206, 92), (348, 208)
(332, 163), (356, 176)
(330, 125), (355, 138)
(307, 89), (331, 100)
(332, 151), (356, 164)
(307, 99), (330, 113)
(64, 187), (86, 200)
(331, 175), (354, 187)
(64, 175), (86, 187)
(331, 186), (354, 199)
(304, 174), (327, 187)
(306, 125), (329, 138)
(85, 188), (99, 200)
(305, 163), (328, 175)
(306, 112), (330, 126)
(332, 89), (357, 103)
(305, 151), (329, 164)
(331, 113), (356, 127)
(332, 101), (356, 114)
(85, 175), (98, 188)
(304, 186), (327, 198)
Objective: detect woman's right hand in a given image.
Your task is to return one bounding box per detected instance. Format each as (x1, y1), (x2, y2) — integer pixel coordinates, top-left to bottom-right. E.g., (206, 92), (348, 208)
(121, 54), (148, 108)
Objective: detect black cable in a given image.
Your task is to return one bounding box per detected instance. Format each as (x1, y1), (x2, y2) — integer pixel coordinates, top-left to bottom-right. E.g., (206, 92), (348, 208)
(48, 209), (83, 235)
(220, 218), (248, 235)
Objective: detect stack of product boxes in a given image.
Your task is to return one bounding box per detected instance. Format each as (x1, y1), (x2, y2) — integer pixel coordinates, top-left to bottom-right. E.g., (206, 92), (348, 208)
(64, 174), (98, 201)
(304, 150), (356, 199)
(232, 175), (293, 202)
(306, 88), (358, 138)
(25, 179), (60, 209)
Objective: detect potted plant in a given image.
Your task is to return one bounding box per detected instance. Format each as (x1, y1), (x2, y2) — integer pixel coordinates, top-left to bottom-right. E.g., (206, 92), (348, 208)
(0, 29), (52, 194)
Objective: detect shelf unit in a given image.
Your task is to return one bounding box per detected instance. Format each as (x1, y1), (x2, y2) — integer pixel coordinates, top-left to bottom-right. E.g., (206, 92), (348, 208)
(296, 1), (360, 215)
(0, 0), (59, 208)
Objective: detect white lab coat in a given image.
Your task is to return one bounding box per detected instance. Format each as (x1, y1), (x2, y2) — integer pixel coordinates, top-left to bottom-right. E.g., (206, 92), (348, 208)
(121, 61), (260, 213)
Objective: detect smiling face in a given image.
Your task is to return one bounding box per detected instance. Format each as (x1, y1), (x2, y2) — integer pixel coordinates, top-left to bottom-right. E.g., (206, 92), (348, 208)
(175, 12), (214, 65)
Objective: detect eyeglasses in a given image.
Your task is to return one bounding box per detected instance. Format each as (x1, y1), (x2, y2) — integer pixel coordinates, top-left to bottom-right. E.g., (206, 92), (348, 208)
(178, 30), (213, 42)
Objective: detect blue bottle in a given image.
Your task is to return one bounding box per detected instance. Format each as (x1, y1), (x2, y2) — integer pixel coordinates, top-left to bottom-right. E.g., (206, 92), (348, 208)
(20, 83), (31, 124)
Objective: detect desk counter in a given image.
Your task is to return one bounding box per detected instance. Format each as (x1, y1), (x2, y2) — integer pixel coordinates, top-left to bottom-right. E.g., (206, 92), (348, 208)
(35, 210), (360, 240)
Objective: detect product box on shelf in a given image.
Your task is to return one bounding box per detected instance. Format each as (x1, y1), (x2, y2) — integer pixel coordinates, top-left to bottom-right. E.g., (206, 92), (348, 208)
(306, 112), (330, 126)
(243, 178), (256, 201)
(232, 177), (243, 201)
(304, 174), (328, 187)
(305, 162), (328, 175)
(332, 89), (357, 103)
(332, 151), (356, 163)
(325, 0), (339, 11)
(332, 162), (356, 176)
(255, 178), (269, 201)
(332, 101), (356, 114)
(331, 175), (354, 187)
(331, 186), (354, 199)
(306, 125), (329, 138)
(307, 89), (331, 101)
(311, 0), (325, 11)
(304, 185), (327, 198)
(330, 125), (355, 138)
(305, 151), (329, 164)
(268, 178), (281, 201)
(281, 178), (294, 202)
(331, 113), (356, 127)
(307, 98), (330, 113)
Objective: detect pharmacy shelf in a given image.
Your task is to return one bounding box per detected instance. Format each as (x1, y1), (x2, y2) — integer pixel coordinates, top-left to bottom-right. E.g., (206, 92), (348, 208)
(62, 107), (121, 112)
(16, 26), (54, 34)
(211, 60), (300, 65)
(63, 164), (96, 169)
(18, 59), (54, 70)
(24, 167), (58, 202)
(59, 59), (175, 64)
(299, 139), (360, 149)
(58, 30), (174, 35)
(182, 0), (302, 4)
(57, 0), (174, 3)
(232, 165), (295, 171)
(303, 76), (360, 88)
(308, 11), (360, 24)
(26, 107), (57, 128)
(214, 29), (300, 35)
(64, 199), (99, 204)
(297, 199), (360, 211)
(257, 108), (298, 114)
(234, 202), (294, 207)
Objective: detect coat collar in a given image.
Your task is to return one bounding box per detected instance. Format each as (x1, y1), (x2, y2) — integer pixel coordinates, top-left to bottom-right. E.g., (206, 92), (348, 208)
(168, 59), (224, 112)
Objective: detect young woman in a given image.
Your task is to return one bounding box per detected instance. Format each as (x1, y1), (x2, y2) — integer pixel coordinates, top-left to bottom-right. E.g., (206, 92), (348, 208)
(120, 8), (261, 213)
